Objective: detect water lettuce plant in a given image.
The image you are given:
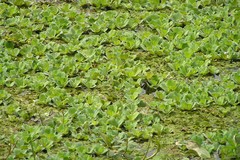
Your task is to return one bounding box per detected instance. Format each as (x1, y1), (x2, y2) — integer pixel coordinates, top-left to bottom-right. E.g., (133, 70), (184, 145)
(0, 0), (240, 159)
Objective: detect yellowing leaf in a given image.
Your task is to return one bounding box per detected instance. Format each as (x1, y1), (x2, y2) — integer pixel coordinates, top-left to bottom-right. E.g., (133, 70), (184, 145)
(186, 141), (211, 159)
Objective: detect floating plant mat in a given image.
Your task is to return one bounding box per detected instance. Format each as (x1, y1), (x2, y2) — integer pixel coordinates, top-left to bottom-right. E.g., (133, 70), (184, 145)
(0, 0), (240, 159)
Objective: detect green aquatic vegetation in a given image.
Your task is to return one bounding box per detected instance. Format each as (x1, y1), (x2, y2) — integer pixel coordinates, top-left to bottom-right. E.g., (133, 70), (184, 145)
(191, 128), (240, 159)
(50, 70), (68, 87)
(0, 90), (11, 105)
(1, 0), (240, 159)
(232, 71), (240, 84)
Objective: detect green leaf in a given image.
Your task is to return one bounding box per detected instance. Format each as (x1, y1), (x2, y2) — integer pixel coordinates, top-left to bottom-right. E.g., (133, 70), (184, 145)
(5, 103), (20, 115)
(56, 124), (69, 136)
(125, 87), (142, 100)
(92, 144), (108, 155)
(82, 79), (97, 89)
(157, 103), (172, 114)
(127, 112), (139, 121)
(179, 101), (194, 111)
(115, 13), (129, 29)
(160, 80), (178, 92)
(0, 89), (11, 104)
(232, 71), (240, 84)
(125, 67), (142, 78)
(9, 0), (25, 6)
(69, 77), (82, 88)
(51, 70), (68, 87)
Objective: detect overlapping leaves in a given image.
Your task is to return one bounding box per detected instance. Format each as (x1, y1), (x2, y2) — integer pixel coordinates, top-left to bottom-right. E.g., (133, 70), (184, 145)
(0, 0), (240, 159)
